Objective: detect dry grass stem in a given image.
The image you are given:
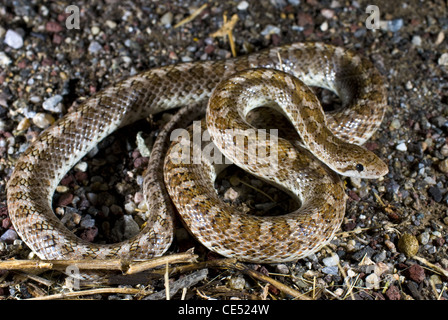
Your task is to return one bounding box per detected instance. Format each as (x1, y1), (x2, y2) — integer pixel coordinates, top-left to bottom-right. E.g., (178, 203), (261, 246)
(27, 287), (149, 300)
(210, 14), (238, 57)
(174, 3), (208, 28)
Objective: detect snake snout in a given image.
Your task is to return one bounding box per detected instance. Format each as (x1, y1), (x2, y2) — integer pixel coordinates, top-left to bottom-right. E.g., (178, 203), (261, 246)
(356, 152), (389, 179)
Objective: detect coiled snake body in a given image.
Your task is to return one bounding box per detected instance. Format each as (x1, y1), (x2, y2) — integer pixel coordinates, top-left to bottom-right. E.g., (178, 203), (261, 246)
(6, 43), (387, 262)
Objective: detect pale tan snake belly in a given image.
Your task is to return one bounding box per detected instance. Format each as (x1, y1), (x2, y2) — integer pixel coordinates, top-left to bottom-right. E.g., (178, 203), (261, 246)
(6, 42), (388, 262)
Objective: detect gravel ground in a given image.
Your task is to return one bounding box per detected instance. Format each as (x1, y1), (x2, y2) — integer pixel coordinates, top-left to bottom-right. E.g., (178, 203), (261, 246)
(0, 0), (447, 300)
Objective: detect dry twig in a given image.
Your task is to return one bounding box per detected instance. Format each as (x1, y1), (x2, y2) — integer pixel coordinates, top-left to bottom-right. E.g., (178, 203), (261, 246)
(210, 14), (238, 57)
(174, 3), (208, 28)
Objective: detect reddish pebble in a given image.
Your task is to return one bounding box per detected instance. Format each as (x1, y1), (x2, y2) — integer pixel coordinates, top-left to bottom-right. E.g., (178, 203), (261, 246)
(75, 171), (88, 182)
(53, 34), (63, 44)
(204, 45), (215, 54)
(58, 193), (74, 207)
(132, 150), (141, 159)
(81, 227), (98, 242)
(0, 207), (8, 216)
(404, 264), (425, 283)
(297, 12), (313, 27)
(45, 21), (64, 33)
(1, 217), (11, 229)
(385, 285), (401, 300)
(41, 57), (54, 66)
(134, 157), (149, 169)
(60, 175), (74, 186)
(348, 190), (360, 201)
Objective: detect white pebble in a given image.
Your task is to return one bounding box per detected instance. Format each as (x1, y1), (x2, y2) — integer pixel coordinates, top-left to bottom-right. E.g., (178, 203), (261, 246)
(237, 1), (249, 10)
(228, 275), (246, 290)
(42, 95), (63, 113)
(322, 253), (339, 267)
(412, 35), (422, 46)
(365, 273), (380, 289)
(80, 214), (95, 228)
(439, 53), (448, 66)
(261, 25), (281, 36)
(160, 12), (173, 26)
(33, 112), (55, 129)
(88, 41), (102, 53)
(320, 21), (328, 31)
(105, 20), (117, 29)
(91, 26), (100, 35)
(0, 229), (18, 242)
(74, 161), (88, 172)
(396, 142), (407, 151)
(4, 29), (23, 49)
(123, 215), (140, 239)
(124, 201), (136, 214)
(0, 52), (11, 66)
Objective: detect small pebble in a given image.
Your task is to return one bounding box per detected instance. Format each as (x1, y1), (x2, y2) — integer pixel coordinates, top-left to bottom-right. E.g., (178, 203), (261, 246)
(384, 239), (397, 253)
(397, 233), (419, 257)
(260, 25), (281, 36)
(134, 192), (144, 204)
(435, 31), (445, 45)
(373, 250), (387, 263)
(4, 29), (23, 49)
(0, 52), (11, 66)
(123, 215), (140, 239)
(2, 217), (11, 229)
(428, 186), (443, 202)
(320, 21), (328, 32)
(438, 159), (448, 173)
(91, 26), (100, 35)
(74, 161), (88, 172)
(224, 187), (239, 201)
(275, 264), (289, 274)
(411, 35), (422, 46)
(56, 185), (69, 193)
(124, 201), (136, 214)
(237, 1), (249, 10)
(105, 20), (117, 29)
(0, 229), (18, 242)
(16, 117), (31, 131)
(386, 19), (403, 32)
(80, 214), (95, 229)
(389, 119), (401, 130)
(160, 12), (173, 26)
(228, 275), (246, 290)
(32, 113), (55, 129)
(322, 253), (339, 267)
(403, 264), (425, 283)
(320, 8), (334, 19)
(58, 193), (74, 206)
(396, 142), (407, 151)
(417, 231), (430, 245)
(322, 266), (339, 276)
(42, 95), (63, 113)
(439, 53), (448, 66)
(88, 41), (102, 54)
(349, 177), (362, 188)
(365, 273), (380, 289)
(385, 285), (401, 300)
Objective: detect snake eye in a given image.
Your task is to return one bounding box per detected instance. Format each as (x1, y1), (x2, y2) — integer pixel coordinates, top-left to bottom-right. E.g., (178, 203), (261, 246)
(355, 164), (364, 172)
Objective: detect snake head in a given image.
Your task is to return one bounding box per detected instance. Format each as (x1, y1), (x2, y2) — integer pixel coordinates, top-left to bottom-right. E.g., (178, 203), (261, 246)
(337, 144), (389, 179)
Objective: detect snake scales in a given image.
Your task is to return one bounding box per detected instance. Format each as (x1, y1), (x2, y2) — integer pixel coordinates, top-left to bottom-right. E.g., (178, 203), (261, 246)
(6, 42), (388, 262)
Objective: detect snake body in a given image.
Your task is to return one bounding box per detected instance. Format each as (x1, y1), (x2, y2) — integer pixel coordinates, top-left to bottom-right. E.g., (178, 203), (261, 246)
(6, 43), (387, 261)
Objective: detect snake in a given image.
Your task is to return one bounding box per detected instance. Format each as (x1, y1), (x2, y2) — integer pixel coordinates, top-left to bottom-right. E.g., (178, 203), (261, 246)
(6, 42), (388, 263)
